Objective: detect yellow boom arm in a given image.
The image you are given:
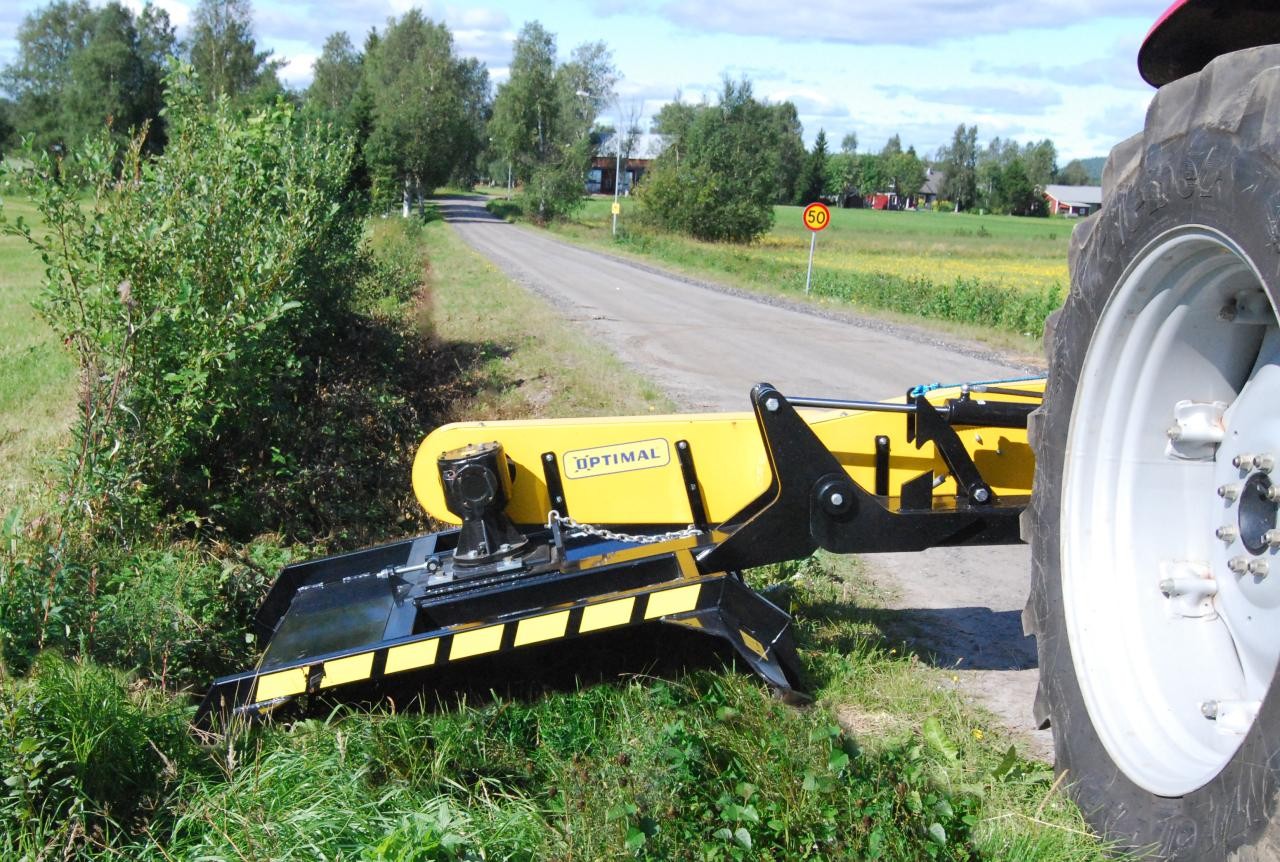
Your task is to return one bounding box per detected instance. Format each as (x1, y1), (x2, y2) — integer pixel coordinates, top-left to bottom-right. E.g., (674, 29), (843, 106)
(413, 382), (1041, 528)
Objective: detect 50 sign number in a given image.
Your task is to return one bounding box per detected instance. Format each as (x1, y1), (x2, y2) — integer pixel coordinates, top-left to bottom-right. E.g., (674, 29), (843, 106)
(802, 202), (830, 232)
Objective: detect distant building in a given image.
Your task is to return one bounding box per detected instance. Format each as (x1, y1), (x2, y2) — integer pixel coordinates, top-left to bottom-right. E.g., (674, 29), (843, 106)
(1044, 184), (1103, 217)
(919, 168), (945, 208)
(587, 132), (659, 196)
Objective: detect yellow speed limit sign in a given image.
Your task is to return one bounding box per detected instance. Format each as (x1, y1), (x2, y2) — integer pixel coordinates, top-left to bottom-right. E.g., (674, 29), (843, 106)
(802, 202), (830, 231)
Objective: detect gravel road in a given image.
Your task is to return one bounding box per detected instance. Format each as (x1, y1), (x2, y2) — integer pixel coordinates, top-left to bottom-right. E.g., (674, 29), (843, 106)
(441, 195), (1053, 759)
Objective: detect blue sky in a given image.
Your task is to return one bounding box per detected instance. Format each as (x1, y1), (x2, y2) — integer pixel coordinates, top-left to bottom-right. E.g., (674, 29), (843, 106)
(1, 0), (1177, 161)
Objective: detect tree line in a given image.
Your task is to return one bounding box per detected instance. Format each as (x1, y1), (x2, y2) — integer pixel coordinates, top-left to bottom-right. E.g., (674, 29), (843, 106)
(1, 1), (1100, 241)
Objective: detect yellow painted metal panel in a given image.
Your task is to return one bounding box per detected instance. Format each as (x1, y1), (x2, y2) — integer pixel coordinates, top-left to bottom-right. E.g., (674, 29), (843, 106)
(644, 584), (702, 619)
(412, 382), (1042, 527)
(385, 639), (439, 675)
(580, 597), (635, 633)
(740, 630), (766, 658)
(676, 549), (699, 580)
(319, 653), (374, 689)
(514, 611), (570, 647)
(255, 667), (308, 702)
(451, 625), (504, 660)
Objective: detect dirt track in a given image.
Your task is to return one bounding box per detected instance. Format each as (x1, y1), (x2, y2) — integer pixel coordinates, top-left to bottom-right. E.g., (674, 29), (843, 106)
(441, 195), (1053, 759)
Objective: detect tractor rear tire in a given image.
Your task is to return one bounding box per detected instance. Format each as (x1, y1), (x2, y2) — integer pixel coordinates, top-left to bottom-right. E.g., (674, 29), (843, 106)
(1025, 45), (1280, 861)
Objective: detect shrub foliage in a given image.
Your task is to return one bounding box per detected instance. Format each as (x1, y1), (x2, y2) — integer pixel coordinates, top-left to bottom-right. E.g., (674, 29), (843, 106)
(637, 81), (779, 243)
(0, 65), (428, 541)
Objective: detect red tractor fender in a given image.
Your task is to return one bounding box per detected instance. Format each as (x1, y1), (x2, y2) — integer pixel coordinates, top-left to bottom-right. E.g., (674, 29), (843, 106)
(1139, 1), (1280, 87)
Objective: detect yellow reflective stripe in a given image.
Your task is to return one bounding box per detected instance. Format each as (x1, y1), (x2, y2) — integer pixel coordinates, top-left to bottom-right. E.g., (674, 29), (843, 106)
(385, 638), (439, 675)
(739, 630), (766, 659)
(319, 652), (373, 689)
(645, 584), (701, 619)
(255, 667), (307, 702)
(514, 611), (570, 647)
(451, 625), (504, 660)
(580, 597), (635, 632)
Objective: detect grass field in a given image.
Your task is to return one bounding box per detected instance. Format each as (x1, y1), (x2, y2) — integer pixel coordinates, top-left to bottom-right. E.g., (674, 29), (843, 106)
(0, 196), (77, 507)
(532, 198), (1072, 350)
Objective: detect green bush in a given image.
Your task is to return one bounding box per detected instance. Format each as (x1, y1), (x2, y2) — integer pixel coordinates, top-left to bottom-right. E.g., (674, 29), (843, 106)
(0, 64), (437, 543)
(0, 655), (194, 846)
(636, 82), (778, 244)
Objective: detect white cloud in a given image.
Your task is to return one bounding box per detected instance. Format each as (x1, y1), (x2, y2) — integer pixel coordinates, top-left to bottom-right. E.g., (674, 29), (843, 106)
(657, 0), (1162, 45)
(877, 84), (1063, 115)
(278, 51), (318, 88)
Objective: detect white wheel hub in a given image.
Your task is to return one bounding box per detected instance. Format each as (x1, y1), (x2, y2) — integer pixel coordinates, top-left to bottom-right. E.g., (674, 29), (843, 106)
(1063, 227), (1280, 796)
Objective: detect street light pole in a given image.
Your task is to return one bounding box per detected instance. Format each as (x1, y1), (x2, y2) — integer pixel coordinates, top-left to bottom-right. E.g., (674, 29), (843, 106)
(612, 114), (622, 237)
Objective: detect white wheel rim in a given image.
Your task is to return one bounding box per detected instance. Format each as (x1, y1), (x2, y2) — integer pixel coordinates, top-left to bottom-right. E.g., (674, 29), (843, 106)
(1063, 226), (1280, 797)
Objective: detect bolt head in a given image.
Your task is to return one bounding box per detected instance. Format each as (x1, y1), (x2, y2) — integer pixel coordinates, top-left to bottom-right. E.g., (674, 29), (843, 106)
(829, 492), (845, 507)
(764, 397), (780, 412)
(1229, 556), (1250, 574)
(1202, 700), (1219, 719)
(1266, 529), (1280, 548)
(1249, 559), (1271, 577)
(1234, 453), (1256, 469)
(1217, 525), (1240, 543)
(1219, 483), (1240, 501)
(1257, 454), (1276, 473)
(973, 487), (991, 503)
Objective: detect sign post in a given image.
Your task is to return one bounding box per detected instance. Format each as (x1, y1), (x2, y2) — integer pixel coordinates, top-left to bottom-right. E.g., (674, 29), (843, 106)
(801, 202), (830, 294)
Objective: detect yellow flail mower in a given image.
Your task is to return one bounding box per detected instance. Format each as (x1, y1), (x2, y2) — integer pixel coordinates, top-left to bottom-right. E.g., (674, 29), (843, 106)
(197, 378), (1040, 722)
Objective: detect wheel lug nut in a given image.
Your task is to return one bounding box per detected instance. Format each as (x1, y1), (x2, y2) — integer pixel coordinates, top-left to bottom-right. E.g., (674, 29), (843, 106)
(1268, 486), (1280, 503)
(1229, 556), (1250, 574)
(1249, 559), (1271, 577)
(1166, 424), (1183, 441)
(1217, 525), (1239, 543)
(1234, 453), (1256, 469)
(1219, 483), (1241, 501)
(1256, 454), (1276, 473)
(1267, 530), (1280, 548)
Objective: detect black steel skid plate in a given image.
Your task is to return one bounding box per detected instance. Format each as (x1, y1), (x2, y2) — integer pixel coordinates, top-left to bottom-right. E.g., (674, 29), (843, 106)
(196, 531), (800, 726)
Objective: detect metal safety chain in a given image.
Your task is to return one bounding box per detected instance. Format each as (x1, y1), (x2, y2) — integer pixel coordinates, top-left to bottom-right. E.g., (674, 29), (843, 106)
(546, 510), (702, 545)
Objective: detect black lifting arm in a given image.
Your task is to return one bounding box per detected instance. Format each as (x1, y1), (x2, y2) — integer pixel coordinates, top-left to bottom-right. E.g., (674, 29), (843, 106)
(696, 384), (1027, 575)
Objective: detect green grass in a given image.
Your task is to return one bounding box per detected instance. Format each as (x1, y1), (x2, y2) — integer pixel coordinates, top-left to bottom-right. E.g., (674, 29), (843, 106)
(0, 196), (77, 507)
(523, 198), (1071, 352)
